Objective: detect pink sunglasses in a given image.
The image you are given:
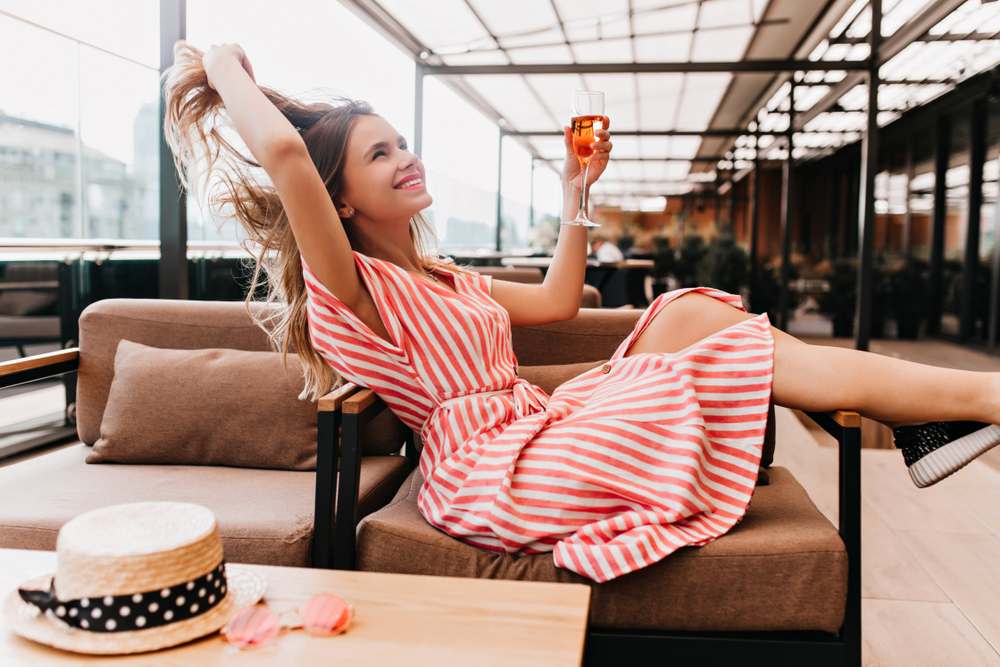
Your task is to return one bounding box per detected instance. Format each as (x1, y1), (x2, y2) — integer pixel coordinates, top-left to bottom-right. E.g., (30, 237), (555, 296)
(222, 594), (354, 649)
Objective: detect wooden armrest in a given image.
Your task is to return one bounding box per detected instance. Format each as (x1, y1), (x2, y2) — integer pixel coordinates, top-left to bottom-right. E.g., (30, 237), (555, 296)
(343, 388), (381, 414)
(318, 383), (361, 412)
(830, 410), (861, 428)
(0, 348), (79, 377)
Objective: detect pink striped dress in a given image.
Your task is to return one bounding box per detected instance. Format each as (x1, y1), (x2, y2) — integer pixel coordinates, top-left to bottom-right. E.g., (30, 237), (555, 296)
(303, 253), (774, 583)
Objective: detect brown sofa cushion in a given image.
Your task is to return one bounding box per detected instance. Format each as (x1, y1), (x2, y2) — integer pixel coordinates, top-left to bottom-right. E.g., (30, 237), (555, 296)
(86, 340), (319, 470)
(356, 466), (846, 633)
(0, 444), (412, 567)
(513, 309), (641, 366)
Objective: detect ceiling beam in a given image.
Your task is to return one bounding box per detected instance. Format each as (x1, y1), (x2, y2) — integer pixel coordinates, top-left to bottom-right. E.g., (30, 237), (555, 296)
(421, 60), (868, 76)
(535, 156), (731, 162)
(505, 129), (861, 137)
(794, 0), (969, 130)
(831, 31), (1000, 44)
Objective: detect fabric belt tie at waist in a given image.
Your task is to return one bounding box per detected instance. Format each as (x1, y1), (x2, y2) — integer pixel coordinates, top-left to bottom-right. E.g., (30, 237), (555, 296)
(434, 381), (550, 422)
(436, 389), (513, 411)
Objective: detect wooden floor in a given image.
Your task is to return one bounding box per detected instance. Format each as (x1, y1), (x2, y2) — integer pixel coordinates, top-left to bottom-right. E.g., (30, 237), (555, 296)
(781, 336), (1000, 666)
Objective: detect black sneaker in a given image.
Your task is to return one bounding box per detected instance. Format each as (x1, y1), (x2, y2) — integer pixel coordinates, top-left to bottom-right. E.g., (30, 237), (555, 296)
(892, 421), (1000, 488)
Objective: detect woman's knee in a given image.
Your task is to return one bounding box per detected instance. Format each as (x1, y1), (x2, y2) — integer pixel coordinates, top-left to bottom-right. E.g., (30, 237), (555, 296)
(627, 291), (752, 356)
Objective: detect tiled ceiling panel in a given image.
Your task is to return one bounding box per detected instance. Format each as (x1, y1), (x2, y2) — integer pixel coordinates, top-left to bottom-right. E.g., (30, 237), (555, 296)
(608, 135), (642, 159)
(441, 51), (510, 66)
(468, 0), (557, 37)
(553, 0), (629, 23)
(463, 75), (554, 130)
(498, 28), (566, 50)
(665, 136), (703, 159)
(633, 3), (698, 35)
(577, 73), (637, 131)
(698, 0), (754, 28)
(676, 73), (732, 131)
(572, 38), (634, 63)
(523, 73), (589, 126)
(690, 25), (754, 61)
(637, 73), (685, 131)
(377, 0), (489, 49)
(506, 44), (575, 64)
(634, 33), (692, 62)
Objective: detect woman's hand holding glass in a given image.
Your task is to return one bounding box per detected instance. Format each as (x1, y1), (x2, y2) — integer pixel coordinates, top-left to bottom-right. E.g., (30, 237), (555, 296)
(562, 118), (612, 194)
(562, 91), (612, 226)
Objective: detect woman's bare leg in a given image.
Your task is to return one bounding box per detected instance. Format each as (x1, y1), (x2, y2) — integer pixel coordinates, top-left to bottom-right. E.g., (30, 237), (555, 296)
(625, 292), (1000, 427)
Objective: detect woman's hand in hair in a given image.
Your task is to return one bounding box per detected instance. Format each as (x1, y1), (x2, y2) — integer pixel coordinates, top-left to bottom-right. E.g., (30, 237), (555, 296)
(561, 117), (612, 193)
(202, 43), (257, 91)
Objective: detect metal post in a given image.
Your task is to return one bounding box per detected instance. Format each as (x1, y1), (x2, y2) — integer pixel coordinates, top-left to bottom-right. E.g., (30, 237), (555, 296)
(413, 64), (424, 159)
(829, 167), (842, 260)
(991, 189), (1000, 347)
(960, 100), (987, 339)
(529, 159), (535, 230)
(778, 82), (795, 331)
(727, 179), (736, 234)
(750, 157), (760, 272)
(928, 116), (950, 336)
(158, 0), (187, 299)
(495, 132), (504, 252)
(902, 136), (914, 256)
(313, 411), (340, 569)
(855, 0), (882, 351)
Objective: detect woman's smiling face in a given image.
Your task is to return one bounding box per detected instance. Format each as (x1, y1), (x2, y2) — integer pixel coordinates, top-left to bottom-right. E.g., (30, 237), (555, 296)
(339, 115), (432, 222)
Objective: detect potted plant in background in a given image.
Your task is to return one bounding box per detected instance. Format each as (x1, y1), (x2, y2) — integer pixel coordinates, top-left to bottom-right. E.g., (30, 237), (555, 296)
(748, 263), (780, 322)
(890, 257), (929, 339)
(824, 259), (857, 338)
(697, 235), (749, 296)
(674, 235), (707, 288)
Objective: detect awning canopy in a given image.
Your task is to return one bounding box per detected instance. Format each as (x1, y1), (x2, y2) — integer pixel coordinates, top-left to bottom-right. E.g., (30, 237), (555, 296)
(338, 0), (1000, 203)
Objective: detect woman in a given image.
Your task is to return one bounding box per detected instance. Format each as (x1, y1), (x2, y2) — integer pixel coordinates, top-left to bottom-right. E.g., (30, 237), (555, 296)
(165, 42), (1000, 583)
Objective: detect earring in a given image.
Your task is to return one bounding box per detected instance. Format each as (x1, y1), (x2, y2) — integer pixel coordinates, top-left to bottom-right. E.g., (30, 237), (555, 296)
(348, 210), (354, 216)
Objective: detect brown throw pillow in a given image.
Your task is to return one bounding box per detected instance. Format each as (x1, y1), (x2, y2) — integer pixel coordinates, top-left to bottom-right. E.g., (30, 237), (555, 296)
(86, 340), (318, 470)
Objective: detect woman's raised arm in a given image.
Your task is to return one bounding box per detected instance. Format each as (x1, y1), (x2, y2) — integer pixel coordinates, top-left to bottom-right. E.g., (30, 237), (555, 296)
(490, 119), (612, 326)
(201, 44), (363, 309)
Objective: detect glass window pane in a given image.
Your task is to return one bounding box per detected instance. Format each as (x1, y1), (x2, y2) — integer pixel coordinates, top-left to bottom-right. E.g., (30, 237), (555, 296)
(78, 46), (159, 241)
(940, 113), (970, 336)
(0, 14), (80, 239)
(0, 0), (159, 67)
(909, 128), (935, 261)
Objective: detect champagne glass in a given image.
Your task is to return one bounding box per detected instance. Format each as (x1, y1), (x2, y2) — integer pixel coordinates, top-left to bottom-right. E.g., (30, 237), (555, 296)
(565, 90), (605, 227)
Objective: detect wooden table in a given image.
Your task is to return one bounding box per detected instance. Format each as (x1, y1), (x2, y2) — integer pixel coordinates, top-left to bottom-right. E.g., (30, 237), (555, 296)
(0, 548), (591, 666)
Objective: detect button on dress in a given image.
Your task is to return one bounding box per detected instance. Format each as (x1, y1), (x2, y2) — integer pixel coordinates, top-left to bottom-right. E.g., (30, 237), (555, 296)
(303, 253), (774, 583)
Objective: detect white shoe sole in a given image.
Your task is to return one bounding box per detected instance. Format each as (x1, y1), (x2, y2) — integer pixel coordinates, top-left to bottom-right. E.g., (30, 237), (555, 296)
(908, 424), (1000, 488)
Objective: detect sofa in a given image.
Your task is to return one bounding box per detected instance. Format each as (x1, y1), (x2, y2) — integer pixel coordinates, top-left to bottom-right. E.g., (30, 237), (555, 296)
(334, 308), (863, 666)
(0, 298), (413, 567)
(0, 297), (861, 666)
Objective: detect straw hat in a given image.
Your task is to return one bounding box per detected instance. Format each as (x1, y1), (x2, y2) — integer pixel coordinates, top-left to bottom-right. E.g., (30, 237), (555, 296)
(3, 502), (267, 655)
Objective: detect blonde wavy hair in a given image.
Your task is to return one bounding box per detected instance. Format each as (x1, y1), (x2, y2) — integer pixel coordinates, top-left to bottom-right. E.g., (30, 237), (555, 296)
(162, 41), (449, 400)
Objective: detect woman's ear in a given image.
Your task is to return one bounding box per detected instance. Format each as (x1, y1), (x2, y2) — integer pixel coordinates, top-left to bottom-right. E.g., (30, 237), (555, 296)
(337, 202), (354, 219)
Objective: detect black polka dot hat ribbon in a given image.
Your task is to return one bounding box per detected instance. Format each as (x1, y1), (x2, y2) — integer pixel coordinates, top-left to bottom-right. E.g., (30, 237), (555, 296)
(18, 561), (228, 633)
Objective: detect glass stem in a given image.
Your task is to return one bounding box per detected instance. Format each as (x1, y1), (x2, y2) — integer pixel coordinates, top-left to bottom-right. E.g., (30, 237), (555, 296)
(578, 162), (590, 220)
